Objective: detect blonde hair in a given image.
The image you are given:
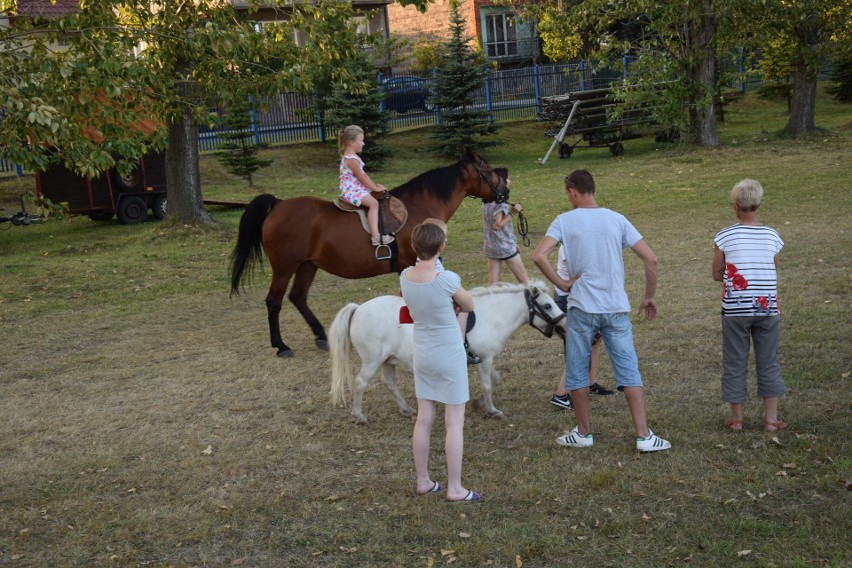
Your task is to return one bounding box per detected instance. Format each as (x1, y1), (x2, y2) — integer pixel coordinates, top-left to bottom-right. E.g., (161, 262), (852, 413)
(338, 125), (364, 156)
(731, 179), (763, 212)
(422, 217), (448, 236)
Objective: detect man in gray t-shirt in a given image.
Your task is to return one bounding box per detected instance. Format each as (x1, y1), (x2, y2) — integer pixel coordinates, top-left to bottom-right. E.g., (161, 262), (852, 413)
(532, 169), (671, 453)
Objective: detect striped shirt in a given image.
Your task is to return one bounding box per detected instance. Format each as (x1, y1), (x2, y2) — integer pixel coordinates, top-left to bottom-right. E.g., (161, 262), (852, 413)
(714, 224), (783, 316)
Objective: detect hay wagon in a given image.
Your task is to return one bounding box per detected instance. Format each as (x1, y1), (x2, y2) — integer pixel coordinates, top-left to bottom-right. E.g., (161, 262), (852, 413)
(538, 87), (675, 164)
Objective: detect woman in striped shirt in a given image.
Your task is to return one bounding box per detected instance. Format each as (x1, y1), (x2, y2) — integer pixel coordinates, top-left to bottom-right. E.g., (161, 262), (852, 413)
(712, 179), (787, 432)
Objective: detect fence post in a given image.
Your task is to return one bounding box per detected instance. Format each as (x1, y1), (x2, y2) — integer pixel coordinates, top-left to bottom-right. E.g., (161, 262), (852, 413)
(15, 163), (23, 177)
(318, 109), (326, 143)
(534, 64), (541, 115)
(433, 67), (441, 126)
(377, 71), (385, 112)
(485, 71), (493, 124)
(623, 55), (629, 80)
(250, 96), (261, 146)
(579, 59), (586, 91)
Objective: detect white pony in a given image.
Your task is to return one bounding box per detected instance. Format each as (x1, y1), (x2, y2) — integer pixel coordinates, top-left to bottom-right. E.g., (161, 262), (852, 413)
(329, 280), (566, 424)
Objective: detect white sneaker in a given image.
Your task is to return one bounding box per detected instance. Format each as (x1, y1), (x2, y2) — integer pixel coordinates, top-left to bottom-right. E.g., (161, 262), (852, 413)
(636, 429), (671, 452)
(555, 426), (593, 448)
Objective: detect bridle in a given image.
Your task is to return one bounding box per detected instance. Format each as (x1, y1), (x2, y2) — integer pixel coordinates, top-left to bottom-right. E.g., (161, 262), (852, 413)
(524, 287), (566, 339)
(471, 158), (509, 204)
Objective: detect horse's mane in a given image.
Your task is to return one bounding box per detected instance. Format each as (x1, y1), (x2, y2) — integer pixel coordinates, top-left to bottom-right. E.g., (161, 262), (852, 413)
(468, 279), (550, 298)
(389, 155), (479, 203)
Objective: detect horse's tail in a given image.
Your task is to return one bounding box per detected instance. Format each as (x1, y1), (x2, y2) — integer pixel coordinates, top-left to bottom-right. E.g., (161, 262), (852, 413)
(329, 302), (359, 406)
(229, 193), (279, 297)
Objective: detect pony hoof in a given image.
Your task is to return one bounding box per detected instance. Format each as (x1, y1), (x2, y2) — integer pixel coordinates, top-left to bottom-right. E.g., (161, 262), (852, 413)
(315, 339), (330, 352)
(471, 397), (485, 410)
(354, 416), (368, 425)
(276, 348), (295, 358)
(489, 411), (506, 420)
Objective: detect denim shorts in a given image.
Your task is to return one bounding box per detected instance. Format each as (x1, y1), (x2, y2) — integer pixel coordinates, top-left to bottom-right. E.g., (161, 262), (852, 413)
(564, 308), (643, 391)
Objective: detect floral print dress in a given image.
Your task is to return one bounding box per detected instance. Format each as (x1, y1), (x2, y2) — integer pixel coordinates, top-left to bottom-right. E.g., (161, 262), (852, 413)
(339, 154), (370, 207)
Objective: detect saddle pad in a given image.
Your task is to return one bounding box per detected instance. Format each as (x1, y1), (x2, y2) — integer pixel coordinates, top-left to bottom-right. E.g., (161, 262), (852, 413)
(333, 193), (408, 235)
(399, 307), (475, 329)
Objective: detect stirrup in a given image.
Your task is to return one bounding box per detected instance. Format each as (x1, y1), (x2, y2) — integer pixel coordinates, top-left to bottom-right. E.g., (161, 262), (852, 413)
(374, 243), (392, 260)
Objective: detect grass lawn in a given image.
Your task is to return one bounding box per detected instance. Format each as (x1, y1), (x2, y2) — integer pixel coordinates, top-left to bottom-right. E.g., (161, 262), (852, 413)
(0, 87), (850, 567)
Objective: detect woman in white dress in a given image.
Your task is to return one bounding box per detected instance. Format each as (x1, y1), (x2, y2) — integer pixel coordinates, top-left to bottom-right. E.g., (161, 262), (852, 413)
(400, 222), (482, 502)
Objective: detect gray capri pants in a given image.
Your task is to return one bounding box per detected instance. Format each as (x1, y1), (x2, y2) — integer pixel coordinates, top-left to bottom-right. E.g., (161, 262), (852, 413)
(721, 315), (787, 403)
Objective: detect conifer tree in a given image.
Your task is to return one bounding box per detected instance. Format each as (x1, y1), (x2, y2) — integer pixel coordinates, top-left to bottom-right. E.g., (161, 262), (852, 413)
(215, 98), (272, 187)
(429, 0), (501, 157)
(827, 45), (852, 103)
(323, 55), (391, 169)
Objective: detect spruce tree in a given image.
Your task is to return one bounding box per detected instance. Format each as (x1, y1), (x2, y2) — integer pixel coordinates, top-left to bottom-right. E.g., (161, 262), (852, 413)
(827, 45), (852, 103)
(323, 55), (391, 169)
(429, 1), (501, 158)
(215, 98), (272, 187)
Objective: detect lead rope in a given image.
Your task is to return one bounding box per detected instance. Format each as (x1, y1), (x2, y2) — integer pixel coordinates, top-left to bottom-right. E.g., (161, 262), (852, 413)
(515, 209), (530, 247)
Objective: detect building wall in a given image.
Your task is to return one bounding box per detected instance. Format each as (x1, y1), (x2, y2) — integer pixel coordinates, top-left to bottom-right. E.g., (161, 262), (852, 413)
(387, 0), (480, 47)
(387, 0), (526, 64)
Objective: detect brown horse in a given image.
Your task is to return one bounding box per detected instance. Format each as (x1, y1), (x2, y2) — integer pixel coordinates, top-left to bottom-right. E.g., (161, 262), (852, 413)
(229, 149), (509, 357)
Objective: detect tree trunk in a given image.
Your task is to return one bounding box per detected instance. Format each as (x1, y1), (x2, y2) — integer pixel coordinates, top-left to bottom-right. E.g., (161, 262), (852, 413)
(784, 65), (817, 136)
(164, 105), (214, 224)
(695, 5), (719, 147)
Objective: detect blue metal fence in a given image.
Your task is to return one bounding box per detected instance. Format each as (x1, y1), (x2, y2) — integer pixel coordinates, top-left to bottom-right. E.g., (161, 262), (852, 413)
(195, 58), (816, 152)
(196, 62), (623, 151)
(0, 158), (23, 175)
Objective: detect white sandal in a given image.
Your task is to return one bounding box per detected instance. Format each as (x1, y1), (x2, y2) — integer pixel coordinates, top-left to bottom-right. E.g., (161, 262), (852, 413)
(371, 235), (394, 246)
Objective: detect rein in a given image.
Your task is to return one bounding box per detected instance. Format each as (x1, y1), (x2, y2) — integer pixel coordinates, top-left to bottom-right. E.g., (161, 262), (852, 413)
(524, 288), (565, 338)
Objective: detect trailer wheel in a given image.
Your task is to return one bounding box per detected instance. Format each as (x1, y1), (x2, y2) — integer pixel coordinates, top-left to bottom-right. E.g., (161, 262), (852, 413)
(117, 196), (147, 224)
(87, 210), (115, 222)
(611, 142), (624, 156)
(152, 194), (167, 220)
(114, 169), (143, 192)
(559, 143), (573, 159)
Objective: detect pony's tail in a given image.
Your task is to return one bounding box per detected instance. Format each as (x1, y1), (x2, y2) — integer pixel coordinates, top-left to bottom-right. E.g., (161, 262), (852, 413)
(329, 302), (359, 407)
(229, 193), (279, 297)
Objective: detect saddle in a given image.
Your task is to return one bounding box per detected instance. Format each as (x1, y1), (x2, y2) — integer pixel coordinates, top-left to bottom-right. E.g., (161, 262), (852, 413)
(333, 192), (408, 236)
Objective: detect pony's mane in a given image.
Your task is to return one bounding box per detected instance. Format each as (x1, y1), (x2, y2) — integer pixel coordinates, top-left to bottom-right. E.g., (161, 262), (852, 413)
(389, 155), (479, 203)
(468, 279), (550, 298)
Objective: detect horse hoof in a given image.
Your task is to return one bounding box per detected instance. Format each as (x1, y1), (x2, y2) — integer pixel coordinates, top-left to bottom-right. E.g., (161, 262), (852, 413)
(276, 348), (294, 358)
(354, 416), (368, 425)
(315, 339), (330, 352)
(489, 411), (506, 420)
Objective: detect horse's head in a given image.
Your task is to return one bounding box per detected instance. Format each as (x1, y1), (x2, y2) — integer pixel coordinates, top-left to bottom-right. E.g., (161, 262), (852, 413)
(463, 149), (509, 204)
(524, 281), (567, 340)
